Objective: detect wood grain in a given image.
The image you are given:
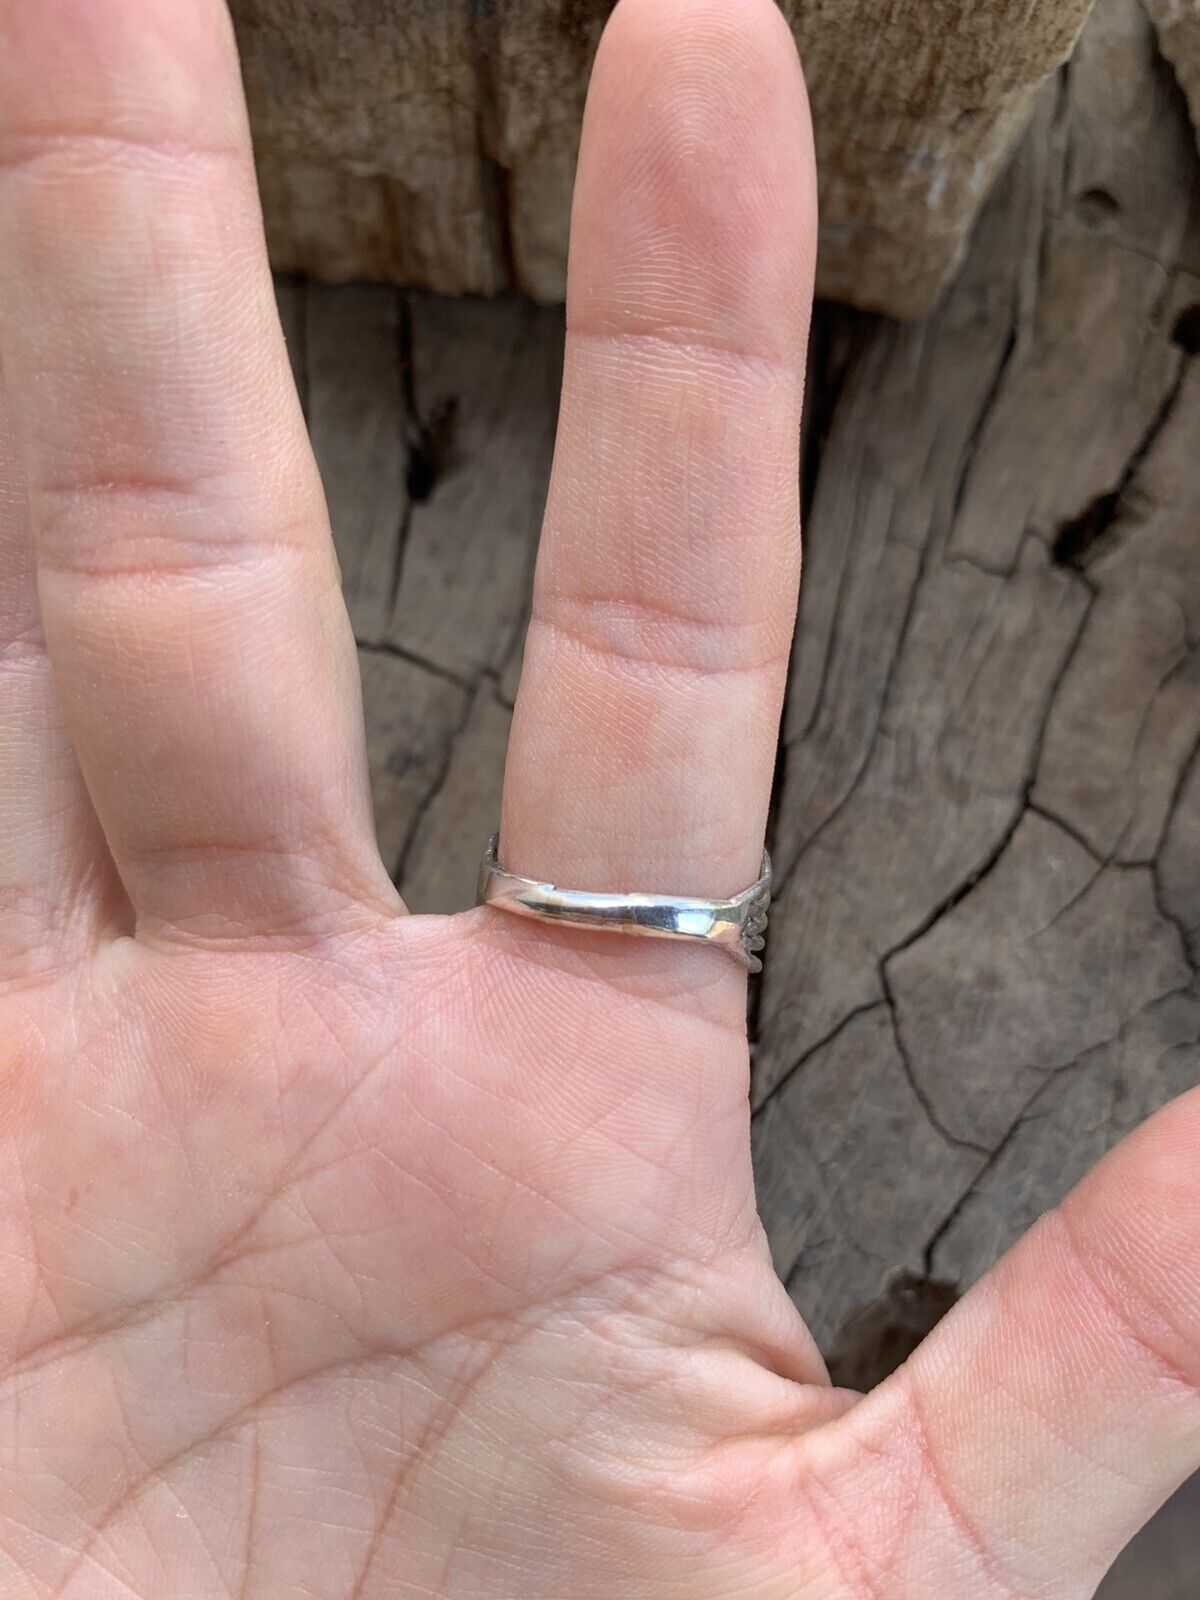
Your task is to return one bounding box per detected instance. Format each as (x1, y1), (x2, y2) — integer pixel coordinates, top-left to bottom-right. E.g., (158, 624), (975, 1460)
(236, 0), (1094, 318)
(282, 2), (1199, 1582)
(755, 0), (1200, 1350)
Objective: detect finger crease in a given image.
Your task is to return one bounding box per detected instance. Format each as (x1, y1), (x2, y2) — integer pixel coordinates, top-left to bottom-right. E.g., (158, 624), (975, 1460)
(529, 609), (786, 684)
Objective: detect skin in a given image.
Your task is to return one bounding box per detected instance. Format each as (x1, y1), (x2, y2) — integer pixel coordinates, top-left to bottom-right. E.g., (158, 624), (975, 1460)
(0, 0), (1196, 1594)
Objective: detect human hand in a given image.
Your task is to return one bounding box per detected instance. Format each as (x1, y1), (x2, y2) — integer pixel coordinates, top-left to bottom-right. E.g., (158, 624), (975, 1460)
(0, 0), (1197, 1595)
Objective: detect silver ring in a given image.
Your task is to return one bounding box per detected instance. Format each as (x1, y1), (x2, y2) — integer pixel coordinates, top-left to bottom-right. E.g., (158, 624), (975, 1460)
(477, 835), (771, 972)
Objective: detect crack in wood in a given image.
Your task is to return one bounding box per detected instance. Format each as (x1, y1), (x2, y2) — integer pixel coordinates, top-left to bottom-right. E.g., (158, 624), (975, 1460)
(391, 678), (501, 895)
(466, 0), (520, 294)
(1051, 352), (1187, 571)
(925, 980), (1200, 1279)
(880, 962), (992, 1156)
(751, 1001), (884, 1120)
(752, 0), (1200, 1359)
(773, 495), (937, 902)
(389, 293), (417, 624)
(357, 640), (475, 696)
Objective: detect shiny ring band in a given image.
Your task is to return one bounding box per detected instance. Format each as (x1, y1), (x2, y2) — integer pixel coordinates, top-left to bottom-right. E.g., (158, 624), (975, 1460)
(477, 835), (771, 972)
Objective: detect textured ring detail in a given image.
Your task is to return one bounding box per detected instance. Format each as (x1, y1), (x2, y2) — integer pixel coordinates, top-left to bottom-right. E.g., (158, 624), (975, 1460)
(477, 835), (771, 972)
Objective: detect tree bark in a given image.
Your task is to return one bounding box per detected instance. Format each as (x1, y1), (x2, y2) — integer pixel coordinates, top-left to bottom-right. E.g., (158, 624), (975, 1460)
(236, 0), (1097, 317)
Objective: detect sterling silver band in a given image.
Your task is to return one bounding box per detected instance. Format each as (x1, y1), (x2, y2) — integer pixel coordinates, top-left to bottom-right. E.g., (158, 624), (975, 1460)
(477, 835), (771, 972)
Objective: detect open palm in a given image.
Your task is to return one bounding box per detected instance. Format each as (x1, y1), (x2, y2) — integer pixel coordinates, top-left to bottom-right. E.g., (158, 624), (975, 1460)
(1, 0), (1197, 1595)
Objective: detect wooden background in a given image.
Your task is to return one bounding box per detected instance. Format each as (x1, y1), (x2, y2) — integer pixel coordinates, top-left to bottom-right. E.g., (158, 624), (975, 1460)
(233, 0), (1095, 317)
(272, 0), (1199, 1584)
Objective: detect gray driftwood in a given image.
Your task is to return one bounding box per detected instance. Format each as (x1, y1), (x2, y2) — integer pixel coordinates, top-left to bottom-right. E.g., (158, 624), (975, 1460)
(235, 0), (1096, 319)
(752, 0), (1200, 1364)
(278, 0), (1199, 1439)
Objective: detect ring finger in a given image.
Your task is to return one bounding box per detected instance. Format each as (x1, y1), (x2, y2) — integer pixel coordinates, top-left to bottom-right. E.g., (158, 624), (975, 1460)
(499, 0), (815, 985)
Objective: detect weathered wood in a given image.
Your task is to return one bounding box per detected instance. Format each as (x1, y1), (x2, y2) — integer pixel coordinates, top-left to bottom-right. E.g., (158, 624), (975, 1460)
(357, 647), (470, 881)
(1162, 740), (1200, 962)
(752, 1006), (980, 1359)
(400, 686), (513, 914)
(1145, 0), (1200, 155)
(781, 0), (1093, 313)
(754, 0), (1200, 1351)
(388, 294), (561, 686)
(306, 283), (408, 645)
(1033, 360), (1200, 859)
(235, 0), (1093, 319)
(275, 0), (1199, 1574)
(273, 274), (308, 410)
(756, 120), (1094, 1112)
(932, 981), (1200, 1283)
(290, 289), (553, 909)
(890, 815), (1190, 1149)
(235, 0), (503, 293)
